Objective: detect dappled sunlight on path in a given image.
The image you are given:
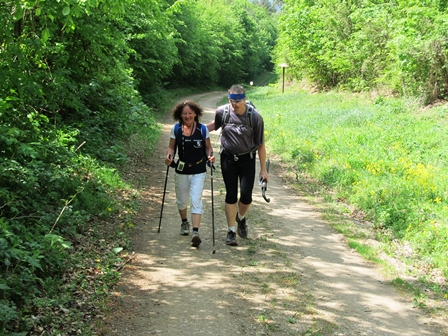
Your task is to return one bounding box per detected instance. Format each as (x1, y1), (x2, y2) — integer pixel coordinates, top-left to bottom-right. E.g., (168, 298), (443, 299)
(104, 91), (446, 336)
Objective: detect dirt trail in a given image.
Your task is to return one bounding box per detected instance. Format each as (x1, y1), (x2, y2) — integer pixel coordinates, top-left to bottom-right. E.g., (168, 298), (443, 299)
(104, 92), (446, 335)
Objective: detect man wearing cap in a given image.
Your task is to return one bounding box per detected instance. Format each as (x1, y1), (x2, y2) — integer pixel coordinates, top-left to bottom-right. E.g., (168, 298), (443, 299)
(207, 84), (268, 246)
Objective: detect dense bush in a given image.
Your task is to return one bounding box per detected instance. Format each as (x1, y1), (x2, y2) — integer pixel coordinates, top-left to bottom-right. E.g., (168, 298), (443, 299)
(0, 0), (277, 333)
(275, 0), (448, 103)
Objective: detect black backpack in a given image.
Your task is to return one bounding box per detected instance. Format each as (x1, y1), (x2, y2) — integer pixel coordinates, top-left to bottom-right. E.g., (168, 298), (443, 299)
(221, 101), (256, 131)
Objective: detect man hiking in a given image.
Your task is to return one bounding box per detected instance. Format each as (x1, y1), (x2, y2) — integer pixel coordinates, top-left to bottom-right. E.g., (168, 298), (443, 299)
(207, 84), (268, 246)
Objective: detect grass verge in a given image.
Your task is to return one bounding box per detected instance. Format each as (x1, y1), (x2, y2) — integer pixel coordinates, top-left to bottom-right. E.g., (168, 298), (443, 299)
(249, 82), (447, 319)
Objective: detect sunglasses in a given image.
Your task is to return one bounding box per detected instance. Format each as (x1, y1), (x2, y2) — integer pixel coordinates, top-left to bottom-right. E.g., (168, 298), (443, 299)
(230, 99), (244, 104)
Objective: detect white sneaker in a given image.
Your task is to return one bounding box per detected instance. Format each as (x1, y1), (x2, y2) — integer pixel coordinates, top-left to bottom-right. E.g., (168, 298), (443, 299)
(180, 221), (189, 235)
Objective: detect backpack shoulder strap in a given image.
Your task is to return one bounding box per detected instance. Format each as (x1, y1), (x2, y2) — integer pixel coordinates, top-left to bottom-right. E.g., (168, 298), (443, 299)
(176, 122), (206, 142)
(246, 103), (253, 130)
(222, 103), (254, 129)
(200, 123), (206, 142)
(222, 104), (231, 127)
(174, 122), (181, 137)
(171, 123), (181, 158)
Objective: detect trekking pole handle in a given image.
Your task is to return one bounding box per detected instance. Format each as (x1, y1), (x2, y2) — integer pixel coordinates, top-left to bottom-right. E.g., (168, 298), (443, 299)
(261, 159), (270, 203)
(167, 154), (178, 168)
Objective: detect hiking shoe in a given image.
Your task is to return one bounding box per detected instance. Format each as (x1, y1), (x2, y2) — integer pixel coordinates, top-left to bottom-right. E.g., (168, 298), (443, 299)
(180, 221), (189, 235)
(236, 215), (248, 239)
(225, 230), (237, 246)
(190, 231), (202, 247)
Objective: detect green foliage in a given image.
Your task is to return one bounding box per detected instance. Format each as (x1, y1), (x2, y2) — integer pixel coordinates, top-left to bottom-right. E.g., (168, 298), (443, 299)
(275, 0), (448, 103)
(227, 0), (278, 84)
(0, 0), (278, 332)
(253, 86), (448, 280)
(123, 0), (179, 104)
(165, 0), (278, 88)
(167, 0), (221, 87)
(0, 0), (155, 333)
(385, 5), (448, 102)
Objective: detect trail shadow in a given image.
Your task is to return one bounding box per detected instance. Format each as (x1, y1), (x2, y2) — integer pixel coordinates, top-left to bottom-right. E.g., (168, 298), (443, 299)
(105, 91), (445, 336)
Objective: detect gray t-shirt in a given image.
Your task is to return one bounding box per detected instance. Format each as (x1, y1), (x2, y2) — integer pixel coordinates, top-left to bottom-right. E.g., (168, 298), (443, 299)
(214, 103), (264, 154)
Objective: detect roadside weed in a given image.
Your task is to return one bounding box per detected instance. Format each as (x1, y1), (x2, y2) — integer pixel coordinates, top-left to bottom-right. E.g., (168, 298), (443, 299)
(237, 85), (448, 327)
(250, 85), (447, 293)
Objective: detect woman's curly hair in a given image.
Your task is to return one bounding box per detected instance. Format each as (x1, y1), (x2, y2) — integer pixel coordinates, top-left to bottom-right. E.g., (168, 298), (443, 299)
(171, 100), (203, 123)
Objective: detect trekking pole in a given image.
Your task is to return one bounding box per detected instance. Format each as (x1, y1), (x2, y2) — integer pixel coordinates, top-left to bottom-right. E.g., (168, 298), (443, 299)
(207, 161), (216, 254)
(158, 154), (176, 233)
(157, 165), (170, 233)
(261, 159), (270, 203)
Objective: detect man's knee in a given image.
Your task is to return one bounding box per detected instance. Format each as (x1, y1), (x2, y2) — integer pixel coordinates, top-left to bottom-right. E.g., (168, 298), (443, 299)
(239, 195), (252, 205)
(225, 195), (238, 204)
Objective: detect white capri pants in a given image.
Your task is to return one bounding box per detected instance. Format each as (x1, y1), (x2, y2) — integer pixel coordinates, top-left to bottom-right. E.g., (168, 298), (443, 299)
(174, 172), (206, 214)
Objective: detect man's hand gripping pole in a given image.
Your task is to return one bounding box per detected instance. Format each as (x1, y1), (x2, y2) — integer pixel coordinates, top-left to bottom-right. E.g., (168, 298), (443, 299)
(261, 159), (270, 203)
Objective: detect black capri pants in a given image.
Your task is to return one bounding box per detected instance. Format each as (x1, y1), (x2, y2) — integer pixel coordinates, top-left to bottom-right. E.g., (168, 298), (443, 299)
(220, 151), (256, 205)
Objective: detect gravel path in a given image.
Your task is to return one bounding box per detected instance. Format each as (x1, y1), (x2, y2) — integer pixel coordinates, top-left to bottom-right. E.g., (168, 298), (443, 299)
(103, 91), (447, 336)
